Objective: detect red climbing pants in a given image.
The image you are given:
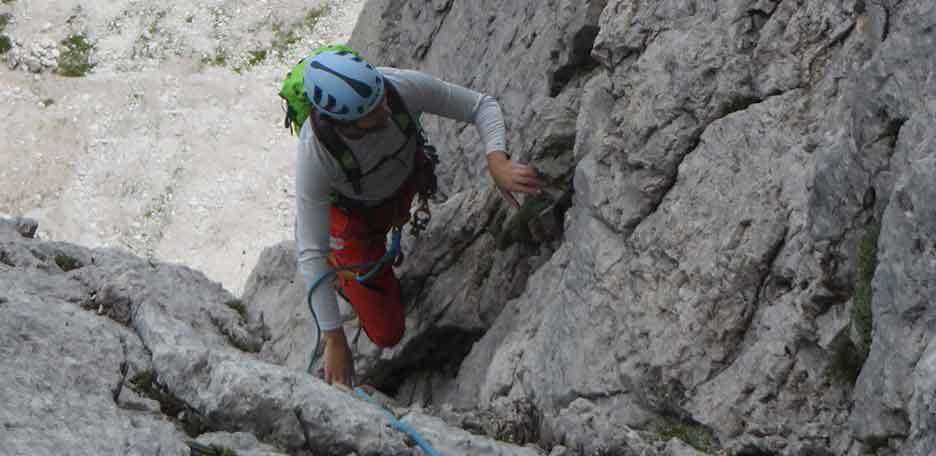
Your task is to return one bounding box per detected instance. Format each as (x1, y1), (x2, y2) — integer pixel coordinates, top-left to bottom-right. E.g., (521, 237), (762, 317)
(327, 150), (434, 348)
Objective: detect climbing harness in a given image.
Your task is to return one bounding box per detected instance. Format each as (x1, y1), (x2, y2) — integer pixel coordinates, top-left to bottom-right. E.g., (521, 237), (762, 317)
(305, 227), (404, 373)
(354, 387), (441, 456)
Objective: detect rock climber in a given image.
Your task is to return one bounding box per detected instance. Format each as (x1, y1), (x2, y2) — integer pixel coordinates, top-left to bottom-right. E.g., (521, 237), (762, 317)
(294, 48), (545, 387)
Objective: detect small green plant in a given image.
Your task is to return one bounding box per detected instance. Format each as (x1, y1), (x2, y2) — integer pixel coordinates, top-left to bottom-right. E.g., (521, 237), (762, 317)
(224, 299), (246, 320)
(129, 371), (210, 436)
(853, 222), (880, 357)
(246, 49), (266, 66)
(41, 98), (54, 107)
(57, 33), (95, 77)
(303, 6), (329, 29)
(827, 222), (882, 385)
(271, 21), (300, 54)
(233, 49), (268, 73)
(129, 370), (156, 392)
(54, 254), (80, 272)
(0, 12), (11, 54)
(650, 417), (718, 454)
(213, 47), (228, 66)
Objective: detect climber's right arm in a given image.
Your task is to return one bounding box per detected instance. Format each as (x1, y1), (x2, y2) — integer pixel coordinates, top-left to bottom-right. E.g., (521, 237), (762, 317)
(295, 123), (342, 332)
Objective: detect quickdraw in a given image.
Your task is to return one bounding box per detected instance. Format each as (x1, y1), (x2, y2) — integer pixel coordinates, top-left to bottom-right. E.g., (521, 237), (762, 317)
(409, 196), (432, 237)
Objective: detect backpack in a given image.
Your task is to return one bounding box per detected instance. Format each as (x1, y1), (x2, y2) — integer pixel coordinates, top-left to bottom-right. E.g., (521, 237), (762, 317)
(279, 44), (436, 196)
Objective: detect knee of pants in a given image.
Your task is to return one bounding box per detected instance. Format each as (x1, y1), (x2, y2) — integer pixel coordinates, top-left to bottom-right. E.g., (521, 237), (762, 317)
(367, 321), (405, 348)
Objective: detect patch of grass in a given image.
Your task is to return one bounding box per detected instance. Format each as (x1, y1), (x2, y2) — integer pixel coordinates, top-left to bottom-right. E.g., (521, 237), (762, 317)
(246, 49), (266, 66)
(827, 222), (881, 385)
(213, 48), (227, 66)
(41, 98), (54, 107)
(57, 33), (96, 77)
(129, 370), (156, 392)
(0, 13), (11, 54)
(224, 299), (246, 320)
(233, 49), (268, 74)
(54, 254), (81, 272)
(650, 417), (718, 454)
(853, 222), (880, 357)
(271, 21), (300, 54)
(129, 371), (210, 437)
(303, 6), (329, 29)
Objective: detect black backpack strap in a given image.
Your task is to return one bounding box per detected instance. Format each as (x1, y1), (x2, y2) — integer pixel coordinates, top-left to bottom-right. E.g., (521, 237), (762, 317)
(356, 83), (422, 180)
(386, 82), (417, 137)
(310, 113), (364, 194)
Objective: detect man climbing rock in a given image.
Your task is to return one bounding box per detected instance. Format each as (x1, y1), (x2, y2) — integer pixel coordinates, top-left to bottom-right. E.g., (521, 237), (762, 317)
(292, 47), (544, 387)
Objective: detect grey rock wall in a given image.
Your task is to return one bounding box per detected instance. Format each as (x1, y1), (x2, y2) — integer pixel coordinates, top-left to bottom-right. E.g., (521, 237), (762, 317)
(7, 0), (935, 454)
(300, 0), (936, 454)
(2, 221), (543, 455)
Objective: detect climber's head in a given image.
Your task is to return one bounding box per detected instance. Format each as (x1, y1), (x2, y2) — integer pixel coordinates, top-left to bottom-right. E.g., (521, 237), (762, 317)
(303, 49), (390, 138)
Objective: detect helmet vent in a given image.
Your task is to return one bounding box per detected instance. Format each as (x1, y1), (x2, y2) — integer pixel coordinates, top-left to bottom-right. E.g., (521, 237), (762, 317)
(313, 86), (323, 104)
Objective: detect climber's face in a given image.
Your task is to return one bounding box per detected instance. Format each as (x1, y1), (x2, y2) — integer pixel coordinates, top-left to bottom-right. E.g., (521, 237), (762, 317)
(336, 93), (391, 140)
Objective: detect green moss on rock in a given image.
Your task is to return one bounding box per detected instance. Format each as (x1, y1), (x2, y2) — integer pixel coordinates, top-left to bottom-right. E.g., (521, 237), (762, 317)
(650, 416), (718, 454)
(54, 254), (80, 272)
(853, 222), (880, 357)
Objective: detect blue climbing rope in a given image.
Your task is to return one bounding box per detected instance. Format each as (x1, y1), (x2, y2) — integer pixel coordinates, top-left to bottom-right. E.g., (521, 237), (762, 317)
(354, 387), (442, 456)
(306, 227), (404, 373)
(301, 229), (438, 453)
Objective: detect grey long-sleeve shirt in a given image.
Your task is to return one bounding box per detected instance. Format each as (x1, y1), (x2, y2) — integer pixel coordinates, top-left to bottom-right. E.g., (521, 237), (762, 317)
(296, 67), (506, 331)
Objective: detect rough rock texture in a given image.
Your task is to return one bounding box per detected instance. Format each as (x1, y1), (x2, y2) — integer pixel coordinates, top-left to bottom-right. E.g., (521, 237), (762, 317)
(7, 0), (936, 454)
(2, 219), (544, 455)
(248, 0), (935, 454)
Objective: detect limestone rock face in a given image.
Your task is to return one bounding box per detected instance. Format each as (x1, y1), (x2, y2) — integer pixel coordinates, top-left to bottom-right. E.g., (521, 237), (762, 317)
(2, 222), (543, 455)
(7, 0), (936, 453)
(249, 0), (936, 454)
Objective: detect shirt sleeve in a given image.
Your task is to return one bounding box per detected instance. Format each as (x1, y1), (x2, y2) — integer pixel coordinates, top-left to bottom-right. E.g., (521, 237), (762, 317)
(295, 122), (342, 331)
(383, 68), (506, 154)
